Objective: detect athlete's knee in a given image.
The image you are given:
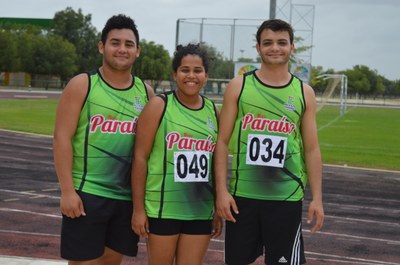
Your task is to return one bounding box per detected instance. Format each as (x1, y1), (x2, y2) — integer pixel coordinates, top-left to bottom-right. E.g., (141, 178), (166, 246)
(97, 247), (123, 265)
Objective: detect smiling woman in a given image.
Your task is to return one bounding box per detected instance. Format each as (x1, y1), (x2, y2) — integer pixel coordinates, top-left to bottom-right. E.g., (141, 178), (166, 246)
(131, 43), (221, 265)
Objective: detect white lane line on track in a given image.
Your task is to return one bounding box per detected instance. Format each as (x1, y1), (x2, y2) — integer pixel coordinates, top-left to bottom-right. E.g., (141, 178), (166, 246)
(306, 251), (400, 265)
(0, 228), (397, 264)
(2, 205), (398, 247)
(324, 163), (400, 174)
(324, 197), (400, 205)
(0, 207), (61, 218)
(335, 205), (400, 214)
(307, 257), (399, 265)
(387, 241), (400, 246)
(0, 128), (53, 138)
(13, 95), (48, 99)
(42, 188), (59, 192)
(211, 238), (224, 243)
(302, 229), (400, 245)
(0, 189), (60, 200)
(303, 215), (399, 228)
(3, 198), (20, 202)
(29, 195), (47, 199)
(0, 229), (58, 237)
(0, 155), (54, 164)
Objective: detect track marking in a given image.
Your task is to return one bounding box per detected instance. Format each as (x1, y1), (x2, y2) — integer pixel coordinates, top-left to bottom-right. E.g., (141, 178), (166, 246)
(325, 163), (400, 174)
(0, 227), (398, 265)
(29, 195), (46, 199)
(306, 251), (400, 265)
(0, 155), (54, 164)
(307, 257), (398, 265)
(0, 189), (60, 200)
(13, 95), (48, 99)
(318, 114), (343, 132)
(303, 215), (399, 227)
(0, 207), (61, 218)
(0, 229), (58, 237)
(302, 229), (400, 245)
(0, 128), (53, 138)
(42, 188), (59, 192)
(387, 241), (400, 246)
(3, 198), (20, 202)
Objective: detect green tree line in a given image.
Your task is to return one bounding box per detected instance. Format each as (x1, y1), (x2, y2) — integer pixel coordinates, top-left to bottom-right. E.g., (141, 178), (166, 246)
(1, 7), (399, 96)
(311, 65), (400, 97)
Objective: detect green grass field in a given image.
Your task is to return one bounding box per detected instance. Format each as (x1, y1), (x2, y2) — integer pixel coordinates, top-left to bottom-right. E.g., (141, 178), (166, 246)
(317, 105), (400, 171)
(0, 99), (57, 135)
(0, 99), (399, 171)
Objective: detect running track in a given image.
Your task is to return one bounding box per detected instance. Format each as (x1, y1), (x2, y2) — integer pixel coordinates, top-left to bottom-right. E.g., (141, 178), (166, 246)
(0, 130), (399, 265)
(0, 89), (399, 264)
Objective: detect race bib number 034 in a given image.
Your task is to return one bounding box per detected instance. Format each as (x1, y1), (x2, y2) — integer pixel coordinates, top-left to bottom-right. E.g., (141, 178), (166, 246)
(174, 151), (209, 182)
(246, 134), (287, 168)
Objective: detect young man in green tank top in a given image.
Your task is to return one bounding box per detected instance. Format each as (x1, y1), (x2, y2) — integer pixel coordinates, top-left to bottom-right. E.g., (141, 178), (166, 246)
(53, 14), (154, 265)
(214, 19), (324, 265)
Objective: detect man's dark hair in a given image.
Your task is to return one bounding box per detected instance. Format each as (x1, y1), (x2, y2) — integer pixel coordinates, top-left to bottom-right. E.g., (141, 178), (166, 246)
(172, 43), (209, 73)
(256, 19), (294, 44)
(101, 14), (139, 46)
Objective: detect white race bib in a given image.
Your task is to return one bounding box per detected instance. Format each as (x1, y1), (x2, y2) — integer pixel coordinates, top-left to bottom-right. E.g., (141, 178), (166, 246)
(174, 151), (209, 182)
(246, 134), (287, 168)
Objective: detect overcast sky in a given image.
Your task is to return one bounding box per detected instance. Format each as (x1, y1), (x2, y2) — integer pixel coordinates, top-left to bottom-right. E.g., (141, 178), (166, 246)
(1, 0), (399, 80)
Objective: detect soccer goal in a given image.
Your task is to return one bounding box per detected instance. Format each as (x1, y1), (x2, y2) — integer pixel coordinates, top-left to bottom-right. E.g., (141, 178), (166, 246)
(317, 74), (348, 115)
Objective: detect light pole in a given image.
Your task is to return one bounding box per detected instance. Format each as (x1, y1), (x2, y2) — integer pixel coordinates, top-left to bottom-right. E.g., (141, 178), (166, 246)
(270, 0), (277, 19)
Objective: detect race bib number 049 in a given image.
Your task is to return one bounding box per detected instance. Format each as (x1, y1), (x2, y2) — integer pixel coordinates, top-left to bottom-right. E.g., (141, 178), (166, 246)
(174, 151), (209, 182)
(246, 134), (287, 168)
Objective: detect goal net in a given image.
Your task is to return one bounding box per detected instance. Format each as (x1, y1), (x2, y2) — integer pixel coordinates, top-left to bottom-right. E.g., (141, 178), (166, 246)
(317, 74), (348, 115)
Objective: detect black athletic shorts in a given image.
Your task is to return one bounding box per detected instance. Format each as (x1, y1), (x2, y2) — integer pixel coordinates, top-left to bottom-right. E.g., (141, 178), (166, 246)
(61, 191), (139, 261)
(148, 217), (212, 235)
(225, 196), (306, 265)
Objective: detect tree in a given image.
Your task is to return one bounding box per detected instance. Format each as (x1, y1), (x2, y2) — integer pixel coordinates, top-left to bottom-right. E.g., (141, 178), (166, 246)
(345, 68), (371, 96)
(375, 76), (385, 95)
(47, 36), (78, 79)
(133, 40), (171, 89)
(51, 7), (100, 73)
(0, 30), (19, 72)
(237, 58), (254, 63)
(344, 65), (387, 96)
(200, 42), (234, 79)
(396, 81), (400, 95)
(382, 78), (400, 96)
(26, 34), (77, 79)
(356, 65), (385, 96)
(309, 66), (328, 93)
(291, 36), (313, 65)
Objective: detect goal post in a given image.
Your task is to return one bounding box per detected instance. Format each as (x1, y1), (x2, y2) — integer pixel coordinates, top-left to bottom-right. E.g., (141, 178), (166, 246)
(317, 74), (348, 115)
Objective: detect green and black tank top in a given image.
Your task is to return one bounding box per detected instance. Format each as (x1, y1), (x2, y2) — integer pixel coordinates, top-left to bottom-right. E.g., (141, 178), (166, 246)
(229, 69), (307, 201)
(145, 91), (218, 220)
(71, 69), (149, 201)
